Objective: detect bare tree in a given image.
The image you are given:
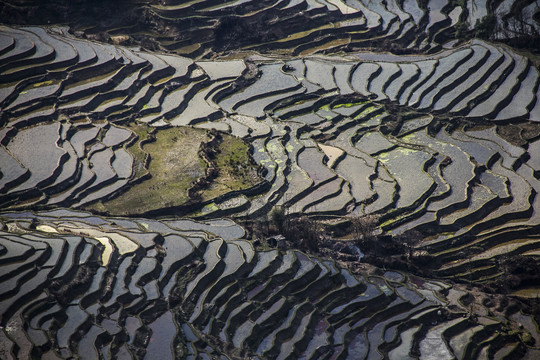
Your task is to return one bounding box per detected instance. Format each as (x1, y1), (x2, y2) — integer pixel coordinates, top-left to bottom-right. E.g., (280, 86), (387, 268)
(399, 229), (423, 261)
(350, 214), (379, 248)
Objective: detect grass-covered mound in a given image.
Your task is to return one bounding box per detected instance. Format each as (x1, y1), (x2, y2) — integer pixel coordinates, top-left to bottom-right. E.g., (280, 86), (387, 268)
(86, 124), (260, 216)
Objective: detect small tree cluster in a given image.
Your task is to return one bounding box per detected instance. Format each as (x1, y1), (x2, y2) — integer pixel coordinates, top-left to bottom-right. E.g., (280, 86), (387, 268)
(284, 216), (323, 253)
(350, 214), (379, 247)
(269, 205), (286, 234)
(475, 14), (497, 39)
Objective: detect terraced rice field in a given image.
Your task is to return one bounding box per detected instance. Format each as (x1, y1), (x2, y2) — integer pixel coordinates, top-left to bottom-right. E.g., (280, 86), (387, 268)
(1, 0), (540, 359)
(1, 209), (539, 359)
(3, 0), (536, 58)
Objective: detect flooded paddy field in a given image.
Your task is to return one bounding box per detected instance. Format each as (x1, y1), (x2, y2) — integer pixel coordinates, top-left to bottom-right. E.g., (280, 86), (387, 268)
(1, 0), (540, 358)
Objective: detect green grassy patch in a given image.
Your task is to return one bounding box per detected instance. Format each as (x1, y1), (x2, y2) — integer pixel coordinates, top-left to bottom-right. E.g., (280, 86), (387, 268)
(87, 126), (209, 215)
(332, 101), (366, 109)
(86, 124), (260, 215)
(200, 135), (260, 201)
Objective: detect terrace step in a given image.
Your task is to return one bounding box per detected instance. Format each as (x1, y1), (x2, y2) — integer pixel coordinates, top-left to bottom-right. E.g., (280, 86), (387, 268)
(398, 59), (438, 106)
(350, 62), (381, 97)
(166, 80), (222, 125)
(25, 27), (78, 67)
(384, 63), (420, 102)
(334, 62), (356, 95)
(189, 242), (248, 325)
(249, 251), (300, 303)
(255, 301), (307, 357)
(433, 44), (493, 109)
(5, 80), (62, 112)
(305, 58), (337, 91)
(290, 176), (343, 214)
(276, 310), (315, 360)
(495, 65), (539, 120)
(71, 147), (118, 205)
(0, 30), (33, 65)
(0, 145), (29, 194)
(417, 45), (490, 110)
(468, 159), (533, 234)
(334, 153), (375, 204)
(184, 238), (227, 301)
(404, 128), (476, 218)
(218, 63), (300, 113)
(468, 49), (530, 119)
(2, 122), (67, 203)
(364, 175), (397, 215)
(376, 144), (436, 215)
(0, 29), (54, 82)
(437, 126), (499, 167)
(409, 47), (474, 107)
(244, 137), (288, 217)
(418, 317), (465, 359)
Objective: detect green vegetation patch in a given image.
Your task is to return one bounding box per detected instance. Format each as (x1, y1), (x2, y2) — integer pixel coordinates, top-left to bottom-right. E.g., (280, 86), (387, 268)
(332, 101), (366, 109)
(88, 125), (208, 215)
(86, 124), (260, 216)
(200, 135), (260, 201)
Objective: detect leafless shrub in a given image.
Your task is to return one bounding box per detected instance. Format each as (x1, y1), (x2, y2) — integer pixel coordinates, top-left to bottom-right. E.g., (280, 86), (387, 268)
(350, 214), (379, 246)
